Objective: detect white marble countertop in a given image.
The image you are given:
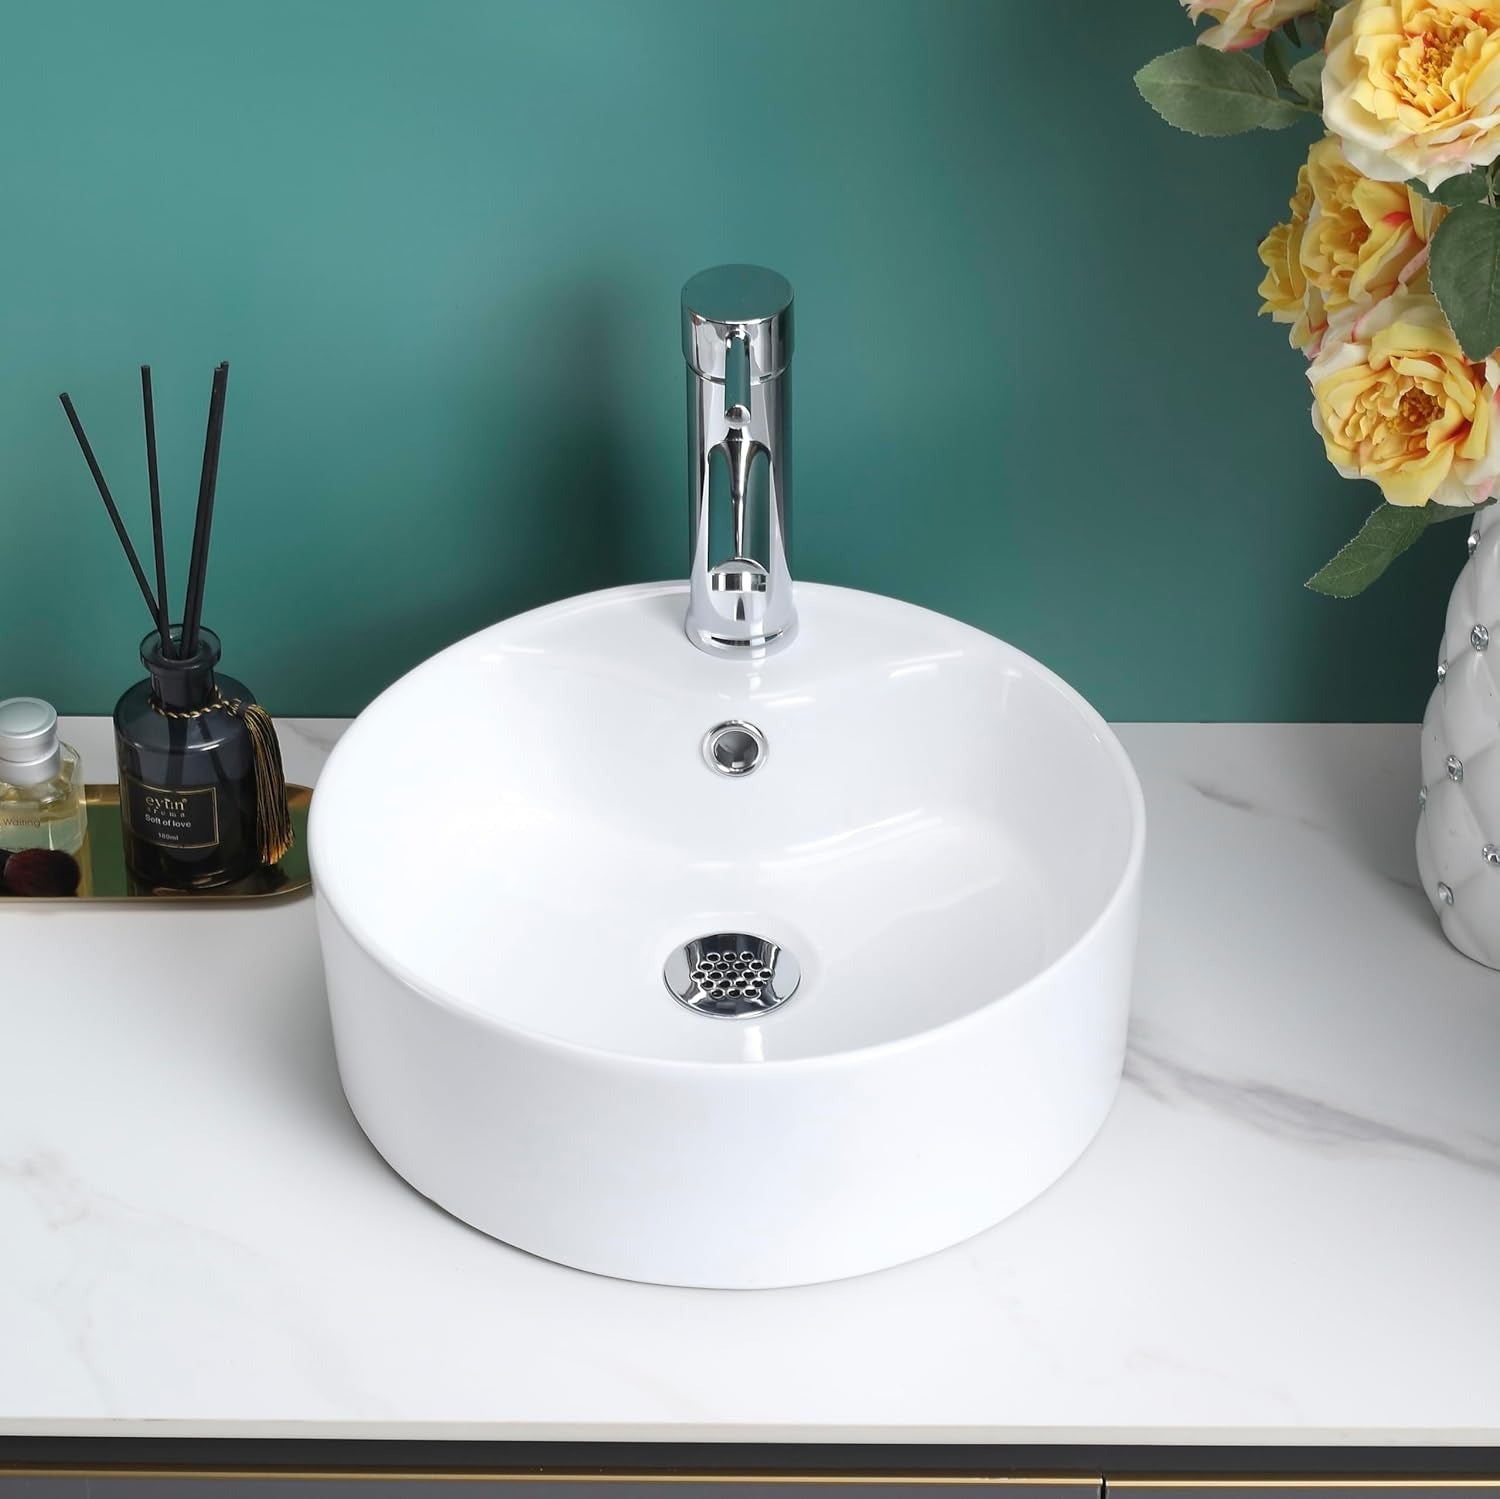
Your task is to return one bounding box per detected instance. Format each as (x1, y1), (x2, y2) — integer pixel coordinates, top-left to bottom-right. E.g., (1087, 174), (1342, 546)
(1, 718), (1497, 1447)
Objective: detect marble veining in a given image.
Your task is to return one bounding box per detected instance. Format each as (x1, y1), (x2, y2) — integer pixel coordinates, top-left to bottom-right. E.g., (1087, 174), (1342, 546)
(1, 719), (1498, 1443)
(1125, 1026), (1500, 1176)
(1187, 772), (1376, 853)
(1185, 777), (1269, 819)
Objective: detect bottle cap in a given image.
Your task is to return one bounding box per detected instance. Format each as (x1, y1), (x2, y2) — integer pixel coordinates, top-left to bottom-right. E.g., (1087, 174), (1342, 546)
(0, 697), (63, 786)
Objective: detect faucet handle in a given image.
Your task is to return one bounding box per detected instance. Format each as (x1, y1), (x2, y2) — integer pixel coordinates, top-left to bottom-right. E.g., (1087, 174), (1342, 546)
(681, 265), (794, 390)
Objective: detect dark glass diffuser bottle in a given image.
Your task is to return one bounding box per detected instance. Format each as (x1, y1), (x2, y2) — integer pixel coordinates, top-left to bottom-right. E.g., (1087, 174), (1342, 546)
(114, 626), (266, 890)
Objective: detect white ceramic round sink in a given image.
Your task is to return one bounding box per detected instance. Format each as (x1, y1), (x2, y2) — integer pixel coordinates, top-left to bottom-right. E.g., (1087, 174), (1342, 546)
(310, 582), (1144, 1288)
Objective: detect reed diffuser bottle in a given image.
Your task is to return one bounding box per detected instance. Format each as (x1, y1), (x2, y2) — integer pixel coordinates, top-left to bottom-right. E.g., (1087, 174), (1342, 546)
(62, 362), (292, 892)
(115, 626), (287, 889)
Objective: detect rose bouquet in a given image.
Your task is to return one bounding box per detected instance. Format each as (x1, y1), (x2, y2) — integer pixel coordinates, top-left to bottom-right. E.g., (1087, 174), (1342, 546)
(1137, 0), (1500, 594)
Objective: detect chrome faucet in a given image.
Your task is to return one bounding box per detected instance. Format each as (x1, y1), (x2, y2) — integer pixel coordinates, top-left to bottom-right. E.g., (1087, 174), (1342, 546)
(681, 265), (796, 656)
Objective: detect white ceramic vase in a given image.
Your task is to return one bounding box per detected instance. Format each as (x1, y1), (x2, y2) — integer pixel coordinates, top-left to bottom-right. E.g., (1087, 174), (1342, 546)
(1417, 506), (1500, 967)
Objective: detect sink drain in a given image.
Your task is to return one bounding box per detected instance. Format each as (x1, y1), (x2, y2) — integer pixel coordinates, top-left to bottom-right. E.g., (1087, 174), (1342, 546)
(702, 720), (766, 777)
(664, 933), (800, 1018)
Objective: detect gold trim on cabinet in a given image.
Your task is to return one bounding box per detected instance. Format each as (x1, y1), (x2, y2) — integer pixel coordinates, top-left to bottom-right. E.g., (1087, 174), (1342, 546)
(0, 1469), (1097, 1487)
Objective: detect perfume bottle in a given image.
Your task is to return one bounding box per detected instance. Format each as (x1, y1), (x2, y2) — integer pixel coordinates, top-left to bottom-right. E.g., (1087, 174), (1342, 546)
(0, 698), (88, 854)
(114, 626), (292, 891)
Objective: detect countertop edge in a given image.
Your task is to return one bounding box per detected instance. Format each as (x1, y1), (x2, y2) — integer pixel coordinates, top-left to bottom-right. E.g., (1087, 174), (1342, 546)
(2, 1422), (1499, 1447)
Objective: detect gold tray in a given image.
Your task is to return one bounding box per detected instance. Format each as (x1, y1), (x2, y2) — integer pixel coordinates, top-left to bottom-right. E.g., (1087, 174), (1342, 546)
(0, 783), (313, 903)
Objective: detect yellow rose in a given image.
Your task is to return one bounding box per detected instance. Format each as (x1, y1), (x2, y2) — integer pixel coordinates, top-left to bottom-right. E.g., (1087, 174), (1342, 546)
(1307, 289), (1500, 506)
(1258, 164), (1322, 349)
(1258, 136), (1441, 352)
(1182, 0), (1318, 50)
(1301, 135), (1443, 311)
(1323, 0), (1500, 189)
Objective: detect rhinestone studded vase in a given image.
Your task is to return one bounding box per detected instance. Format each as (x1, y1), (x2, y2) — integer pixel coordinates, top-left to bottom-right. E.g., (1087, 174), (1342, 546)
(1417, 507), (1500, 967)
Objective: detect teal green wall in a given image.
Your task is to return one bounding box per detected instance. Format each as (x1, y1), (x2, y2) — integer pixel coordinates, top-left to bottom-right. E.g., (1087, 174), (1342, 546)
(0, 1), (1464, 720)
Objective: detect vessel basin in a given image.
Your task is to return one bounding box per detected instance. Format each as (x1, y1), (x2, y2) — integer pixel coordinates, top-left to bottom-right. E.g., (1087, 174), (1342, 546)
(310, 582), (1144, 1288)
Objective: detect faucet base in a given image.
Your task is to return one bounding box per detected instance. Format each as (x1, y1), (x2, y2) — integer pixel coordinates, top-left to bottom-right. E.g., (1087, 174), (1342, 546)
(685, 559), (797, 657)
(685, 617), (798, 658)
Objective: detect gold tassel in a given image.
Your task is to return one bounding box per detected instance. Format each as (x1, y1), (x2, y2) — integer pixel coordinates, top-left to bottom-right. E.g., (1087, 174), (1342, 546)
(226, 699), (294, 866)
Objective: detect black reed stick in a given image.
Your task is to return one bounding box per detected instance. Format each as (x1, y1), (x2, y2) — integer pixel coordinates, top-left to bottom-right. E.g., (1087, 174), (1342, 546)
(179, 361), (229, 660)
(140, 367), (172, 655)
(59, 392), (163, 627)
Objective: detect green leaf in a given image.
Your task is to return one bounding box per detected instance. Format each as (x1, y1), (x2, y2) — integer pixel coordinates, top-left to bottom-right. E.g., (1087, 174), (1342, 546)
(1408, 169), (1488, 207)
(1263, 31), (1293, 92)
(1430, 201), (1500, 359)
(1306, 504), (1430, 597)
(1288, 53), (1324, 105)
(1427, 499), (1484, 524)
(1134, 48), (1304, 136)
(1306, 501), (1468, 596)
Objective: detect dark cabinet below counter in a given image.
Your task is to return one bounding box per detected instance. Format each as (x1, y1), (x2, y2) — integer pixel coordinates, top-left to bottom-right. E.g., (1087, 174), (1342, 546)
(7, 1448), (1500, 1497)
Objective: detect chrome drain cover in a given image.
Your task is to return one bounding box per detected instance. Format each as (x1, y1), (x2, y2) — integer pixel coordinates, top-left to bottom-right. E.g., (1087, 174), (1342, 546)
(702, 720), (767, 777)
(664, 933), (800, 1018)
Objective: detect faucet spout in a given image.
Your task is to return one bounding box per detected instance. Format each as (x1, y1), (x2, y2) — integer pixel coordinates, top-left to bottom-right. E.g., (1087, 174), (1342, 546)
(681, 266), (797, 657)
